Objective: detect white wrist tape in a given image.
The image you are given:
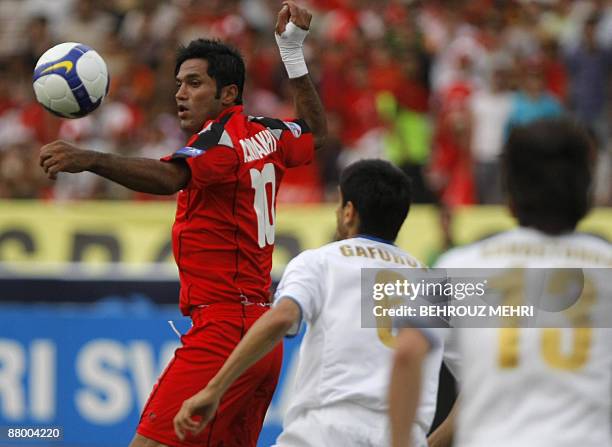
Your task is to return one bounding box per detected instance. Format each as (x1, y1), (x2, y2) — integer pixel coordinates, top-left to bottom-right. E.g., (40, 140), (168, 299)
(275, 21), (309, 79)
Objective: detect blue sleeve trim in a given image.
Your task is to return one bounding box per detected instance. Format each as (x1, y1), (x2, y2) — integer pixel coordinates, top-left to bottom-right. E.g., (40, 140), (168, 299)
(172, 146), (205, 158)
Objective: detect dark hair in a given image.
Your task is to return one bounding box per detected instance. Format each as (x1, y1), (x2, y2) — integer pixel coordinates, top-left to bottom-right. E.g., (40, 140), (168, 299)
(503, 118), (594, 234)
(175, 39), (245, 105)
(340, 159), (412, 241)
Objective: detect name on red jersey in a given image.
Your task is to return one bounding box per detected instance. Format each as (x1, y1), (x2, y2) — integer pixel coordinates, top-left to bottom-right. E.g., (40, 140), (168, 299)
(240, 129), (278, 162)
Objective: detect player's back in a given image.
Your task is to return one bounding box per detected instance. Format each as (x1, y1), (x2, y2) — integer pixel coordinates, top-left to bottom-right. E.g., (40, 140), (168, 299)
(163, 105), (314, 314)
(436, 227), (612, 447)
(277, 236), (445, 446)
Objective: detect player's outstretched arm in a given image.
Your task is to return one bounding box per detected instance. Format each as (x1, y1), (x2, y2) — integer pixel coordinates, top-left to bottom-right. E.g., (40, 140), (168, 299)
(275, 1), (327, 150)
(40, 140), (190, 194)
(173, 298), (300, 441)
(389, 328), (430, 447)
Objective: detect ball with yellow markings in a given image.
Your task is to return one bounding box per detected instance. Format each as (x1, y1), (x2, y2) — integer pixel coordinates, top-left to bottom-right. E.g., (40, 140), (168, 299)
(32, 42), (109, 119)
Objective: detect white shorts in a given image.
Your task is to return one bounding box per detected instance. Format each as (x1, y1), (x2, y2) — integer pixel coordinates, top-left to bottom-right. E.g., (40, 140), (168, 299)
(272, 401), (389, 447)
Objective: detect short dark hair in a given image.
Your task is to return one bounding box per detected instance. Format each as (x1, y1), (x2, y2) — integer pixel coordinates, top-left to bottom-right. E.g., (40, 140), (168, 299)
(175, 39), (245, 105)
(340, 159), (412, 241)
(503, 118), (594, 234)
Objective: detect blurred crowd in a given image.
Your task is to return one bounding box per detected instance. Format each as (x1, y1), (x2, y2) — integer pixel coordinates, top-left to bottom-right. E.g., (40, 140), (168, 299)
(0, 0), (610, 206)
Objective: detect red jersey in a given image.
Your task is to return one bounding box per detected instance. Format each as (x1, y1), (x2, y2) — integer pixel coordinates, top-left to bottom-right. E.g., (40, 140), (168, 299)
(161, 105), (314, 315)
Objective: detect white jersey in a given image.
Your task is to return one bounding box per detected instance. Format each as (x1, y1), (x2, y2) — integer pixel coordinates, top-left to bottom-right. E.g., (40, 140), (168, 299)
(274, 236), (448, 447)
(436, 227), (612, 447)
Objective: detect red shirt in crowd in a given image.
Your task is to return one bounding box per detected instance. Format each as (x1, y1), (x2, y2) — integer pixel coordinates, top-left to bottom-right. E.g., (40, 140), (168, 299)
(162, 105), (314, 315)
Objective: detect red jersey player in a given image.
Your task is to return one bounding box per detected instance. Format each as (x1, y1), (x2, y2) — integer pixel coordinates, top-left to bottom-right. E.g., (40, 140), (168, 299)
(39, 2), (326, 446)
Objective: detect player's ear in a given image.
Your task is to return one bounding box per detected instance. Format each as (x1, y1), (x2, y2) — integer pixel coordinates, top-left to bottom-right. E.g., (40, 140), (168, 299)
(220, 84), (239, 106)
(343, 201), (357, 227)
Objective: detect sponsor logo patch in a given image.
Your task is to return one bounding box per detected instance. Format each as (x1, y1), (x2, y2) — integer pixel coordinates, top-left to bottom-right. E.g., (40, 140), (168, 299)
(283, 121), (302, 138)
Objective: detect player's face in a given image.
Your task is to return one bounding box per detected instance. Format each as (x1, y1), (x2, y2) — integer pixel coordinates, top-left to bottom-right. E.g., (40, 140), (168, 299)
(175, 59), (223, 134)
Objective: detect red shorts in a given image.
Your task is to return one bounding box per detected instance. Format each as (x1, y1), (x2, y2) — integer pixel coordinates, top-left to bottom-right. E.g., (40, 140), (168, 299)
(137, 303), (283, 447)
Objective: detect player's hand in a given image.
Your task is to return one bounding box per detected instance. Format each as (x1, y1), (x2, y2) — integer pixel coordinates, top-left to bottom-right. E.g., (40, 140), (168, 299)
(39, 140), (95, 180)
(173, 388), (220, 441)
(276, 1), (312, 34)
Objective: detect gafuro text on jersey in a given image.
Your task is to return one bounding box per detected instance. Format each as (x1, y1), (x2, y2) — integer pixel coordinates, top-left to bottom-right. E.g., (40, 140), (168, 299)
(339, 244), (419, 266)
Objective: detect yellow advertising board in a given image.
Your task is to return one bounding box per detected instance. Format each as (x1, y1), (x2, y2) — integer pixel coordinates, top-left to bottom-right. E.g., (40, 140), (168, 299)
(0, 201), (611, 275)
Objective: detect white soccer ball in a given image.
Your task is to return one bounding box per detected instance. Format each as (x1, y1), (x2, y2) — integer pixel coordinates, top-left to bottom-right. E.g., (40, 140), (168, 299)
(32, 42), (109, 119)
